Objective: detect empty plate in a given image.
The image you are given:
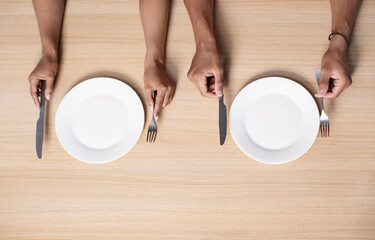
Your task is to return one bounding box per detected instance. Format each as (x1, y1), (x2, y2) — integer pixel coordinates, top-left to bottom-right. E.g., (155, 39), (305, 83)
(229, 77), (319, 164)
(55, 77), (144, 164)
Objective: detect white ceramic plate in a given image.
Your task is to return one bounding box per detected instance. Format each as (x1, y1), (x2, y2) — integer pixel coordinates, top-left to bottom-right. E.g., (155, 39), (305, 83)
(229, 77), (319, 164)
(55, 77), (144, 164)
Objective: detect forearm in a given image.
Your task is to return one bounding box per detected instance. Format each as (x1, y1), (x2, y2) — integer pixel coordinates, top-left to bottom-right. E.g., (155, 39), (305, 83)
(32, 0), (65, 59)
(184, 0), (216, 48)
(139, 0), (169, 67)
(329, 0), (362, 51)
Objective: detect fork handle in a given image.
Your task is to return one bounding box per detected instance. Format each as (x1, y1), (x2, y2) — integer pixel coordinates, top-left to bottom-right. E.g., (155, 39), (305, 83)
(315, 68), (325, 113)
(320, 97), (324, 111)
(152, 90), (157, 112)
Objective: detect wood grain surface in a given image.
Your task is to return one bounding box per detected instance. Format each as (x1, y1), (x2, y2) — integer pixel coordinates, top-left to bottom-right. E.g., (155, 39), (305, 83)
(0, 0), (374, 239)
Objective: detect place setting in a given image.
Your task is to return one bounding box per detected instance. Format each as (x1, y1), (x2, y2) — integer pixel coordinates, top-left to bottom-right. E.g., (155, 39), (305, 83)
(35, 70), (328, 164)
(51, 77), (144, 164)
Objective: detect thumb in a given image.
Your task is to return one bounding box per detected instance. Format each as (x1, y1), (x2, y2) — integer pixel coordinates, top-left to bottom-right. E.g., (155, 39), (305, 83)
(213, 68), (224, 97)
(153, 91), (164, 121)
(315, 69), (330, 98)
(45, 77), (54, 100)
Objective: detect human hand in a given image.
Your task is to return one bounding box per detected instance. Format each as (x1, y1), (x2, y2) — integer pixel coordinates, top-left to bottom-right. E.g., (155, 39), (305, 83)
(315, 39), (352, 98)
(28, 55), (58, 108)
(144, 61), (176, 121)
(187, 41), (224, 98)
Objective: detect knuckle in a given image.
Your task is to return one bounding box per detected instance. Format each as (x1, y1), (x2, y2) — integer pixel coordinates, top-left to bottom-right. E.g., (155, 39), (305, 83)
(187, 72), (193, 80)
(216, 82), (224, 87)
(188, 71), (199, 82)
(218, 68), (224, 76)
(144, 85), (152, 91)
(213, 63), (222, 70)
(321, 66), (329, 73)
(347, 78), (353, 86)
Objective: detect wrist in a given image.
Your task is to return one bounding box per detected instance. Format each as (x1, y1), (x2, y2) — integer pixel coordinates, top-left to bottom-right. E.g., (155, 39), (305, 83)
(192, 17), (216, 46)
(329, 36), (348, 55)
(41, 45), (58, 62)
(144, 54), (165, 70)
(196, 37), (217, 52)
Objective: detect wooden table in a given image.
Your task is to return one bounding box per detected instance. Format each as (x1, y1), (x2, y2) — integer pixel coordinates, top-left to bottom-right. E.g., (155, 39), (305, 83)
(1, 0), (374, 239)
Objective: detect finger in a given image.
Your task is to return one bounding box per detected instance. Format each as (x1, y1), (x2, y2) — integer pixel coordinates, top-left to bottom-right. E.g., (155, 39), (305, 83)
(29, 78), (40, 108)
(145, 88), (154, 112)
(208, 82), (215, 92)
(213, 67), (224, 97)
(207, 76), (215, 92)
(154, 91), (165, 121)
(315, 68), (330, 97)
(45, 77), (54, 100)
(197, 76), (216, 98)
(323, 78), (347, 98)
(164, 88), (171, 106)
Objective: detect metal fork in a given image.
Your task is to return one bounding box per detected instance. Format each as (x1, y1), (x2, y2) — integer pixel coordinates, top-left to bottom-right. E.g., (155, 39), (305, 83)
(146, 91), (158, 142)
(314, 68), (330, 137)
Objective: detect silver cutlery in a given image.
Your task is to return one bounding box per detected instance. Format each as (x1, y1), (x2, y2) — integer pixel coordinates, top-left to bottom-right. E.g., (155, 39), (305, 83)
(219, 95), (227, 145)
(314, 68), (330, 137)
(36, 80), (46, 158)
(146, 90), (158, 142)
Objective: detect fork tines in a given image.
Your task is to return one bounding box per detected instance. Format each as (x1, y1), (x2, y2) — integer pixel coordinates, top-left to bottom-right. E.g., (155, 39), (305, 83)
(147, 130), (157, 142)
(320, 122), (330, 137)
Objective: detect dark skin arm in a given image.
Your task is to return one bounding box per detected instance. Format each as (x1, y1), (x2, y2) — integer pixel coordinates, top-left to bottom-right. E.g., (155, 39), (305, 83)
(29, 0), (65, 108)
(184, 0), (224, 98)
(139, 0), (176, 121)
(315, 0), (362, 98)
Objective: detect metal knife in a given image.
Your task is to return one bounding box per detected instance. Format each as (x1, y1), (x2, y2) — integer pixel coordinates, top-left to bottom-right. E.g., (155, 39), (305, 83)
(36, 81), (46, 159)
(219, 95), (227, 145)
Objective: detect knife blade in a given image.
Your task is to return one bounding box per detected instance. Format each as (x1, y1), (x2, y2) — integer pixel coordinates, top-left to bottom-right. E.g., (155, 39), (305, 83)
(219, 95), (227, 145)
(36, 81), (46, 159)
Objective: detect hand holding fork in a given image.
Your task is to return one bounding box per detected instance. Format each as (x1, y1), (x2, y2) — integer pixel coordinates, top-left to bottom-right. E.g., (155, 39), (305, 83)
(146, 90), (158, 142)
(315, 68), (330, 137)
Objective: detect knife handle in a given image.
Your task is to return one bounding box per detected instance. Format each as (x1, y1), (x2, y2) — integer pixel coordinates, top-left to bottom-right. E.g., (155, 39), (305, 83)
(39, 80), (47, 113)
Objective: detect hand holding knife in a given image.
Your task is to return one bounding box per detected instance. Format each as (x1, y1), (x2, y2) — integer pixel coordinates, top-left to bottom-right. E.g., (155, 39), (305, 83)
(36, 80), (46, 159)
(206, 76), (227, 145)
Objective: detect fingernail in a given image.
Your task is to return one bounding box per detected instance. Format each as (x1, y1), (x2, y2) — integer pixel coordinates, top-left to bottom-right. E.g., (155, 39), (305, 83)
(46, 93), (51, 100)
(149, 105), (153, 112)
(318, 89), (325, 94)
(155, 115), (158, 121)
(216, 90), (223, 96)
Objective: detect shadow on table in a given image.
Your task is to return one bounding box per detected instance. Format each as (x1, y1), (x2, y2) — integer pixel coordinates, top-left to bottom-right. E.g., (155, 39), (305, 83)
(214, 1), (234, 101)
(165, 0), (179, 88)
(347, 33), (361, 76)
